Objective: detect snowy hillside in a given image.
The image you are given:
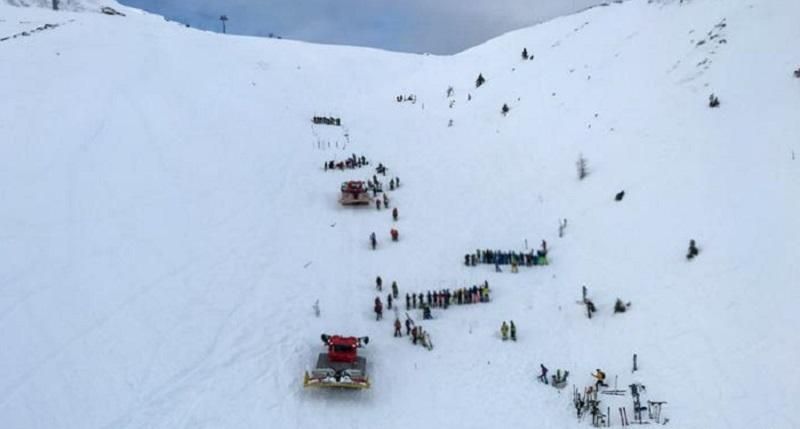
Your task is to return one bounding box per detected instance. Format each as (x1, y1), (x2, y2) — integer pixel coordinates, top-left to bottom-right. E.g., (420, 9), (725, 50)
(1, 0), (799, 428)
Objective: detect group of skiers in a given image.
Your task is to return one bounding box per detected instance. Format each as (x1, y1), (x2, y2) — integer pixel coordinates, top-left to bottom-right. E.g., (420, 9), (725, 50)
(375, 277), (401, 312)
(324, 154), (368, 171)
(464, 241), (549, 270)
(538, 364), (569, 386)
(392, 316), (432, 350)
(500, 320), (517, 341)
(403, 282), (491, 311)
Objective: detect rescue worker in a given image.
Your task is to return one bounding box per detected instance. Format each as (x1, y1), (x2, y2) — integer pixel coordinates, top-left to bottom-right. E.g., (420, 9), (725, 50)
(394, 318), (402, 337)
(500, 321), (509, 341)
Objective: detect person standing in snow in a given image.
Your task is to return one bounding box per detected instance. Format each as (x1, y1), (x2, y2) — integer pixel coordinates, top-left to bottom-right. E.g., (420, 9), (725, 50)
(370, 232), (377, 250)
(509, 320), (517, 341)
(376, 276), (383, 291)
(405, 317), (413, 335)
(387, 293), (393, 310)
(392, 281), (399, 299)
(394, 318), (402, 337)
(376, 199), (382, 210)
(383, 193), (389, 208)
(412, 293), (417, 309)
(500, 321), (509, 341)
(392, 207), (398, 221)
(374, 297), (383, 321)
(405, 293), (411, 310)
(687, 239), (699, 260)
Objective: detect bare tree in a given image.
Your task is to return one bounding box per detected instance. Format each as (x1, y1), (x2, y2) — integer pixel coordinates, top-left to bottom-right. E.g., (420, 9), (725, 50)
(220, 15), (228, 34)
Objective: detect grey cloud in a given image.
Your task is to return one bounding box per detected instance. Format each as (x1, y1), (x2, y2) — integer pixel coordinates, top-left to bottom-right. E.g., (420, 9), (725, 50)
(120, 0), (610, 53)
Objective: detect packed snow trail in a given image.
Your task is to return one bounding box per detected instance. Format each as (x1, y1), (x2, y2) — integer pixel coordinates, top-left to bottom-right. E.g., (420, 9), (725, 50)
(1, 0), (799, 428)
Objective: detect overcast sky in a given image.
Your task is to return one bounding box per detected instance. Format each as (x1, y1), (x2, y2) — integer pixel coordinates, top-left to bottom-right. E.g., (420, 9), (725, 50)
(119, 0), (610, 54)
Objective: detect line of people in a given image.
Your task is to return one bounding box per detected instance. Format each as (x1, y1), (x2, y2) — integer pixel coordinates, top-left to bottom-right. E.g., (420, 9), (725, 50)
(324, 154), (368, 171)
(404, 282), (491, 312)
(464, 240), (549, 270)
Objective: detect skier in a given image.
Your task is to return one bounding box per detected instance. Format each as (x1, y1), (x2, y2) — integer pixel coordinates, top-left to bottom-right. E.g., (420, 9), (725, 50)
(539, 364), (549, 384)
(592, 369), (607, 389)
(687, 239), (699, 260)
(394, 318), (402, 337)
(392, 281), (399, 299)
(370, 232), (377, 250)
(392, 207), (398, 221)
(387, 294), (393, 310)
(500, 321), (509, 341)
(509, 320), (517, 341)
(374, 297), (383, 321)
(376, 276), (383, 291)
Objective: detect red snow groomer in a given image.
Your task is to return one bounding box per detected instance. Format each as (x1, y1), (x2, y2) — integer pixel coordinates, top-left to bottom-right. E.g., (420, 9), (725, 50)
(303, 334), (370, 389)
(339, 181), (372, 205)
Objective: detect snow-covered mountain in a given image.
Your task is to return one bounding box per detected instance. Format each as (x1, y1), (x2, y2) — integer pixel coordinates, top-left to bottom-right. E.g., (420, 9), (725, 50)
(1, 0), (798, 428)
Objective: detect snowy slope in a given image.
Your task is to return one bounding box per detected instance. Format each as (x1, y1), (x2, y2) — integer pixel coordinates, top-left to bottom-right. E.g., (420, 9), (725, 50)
(1, 0), (799, 428)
